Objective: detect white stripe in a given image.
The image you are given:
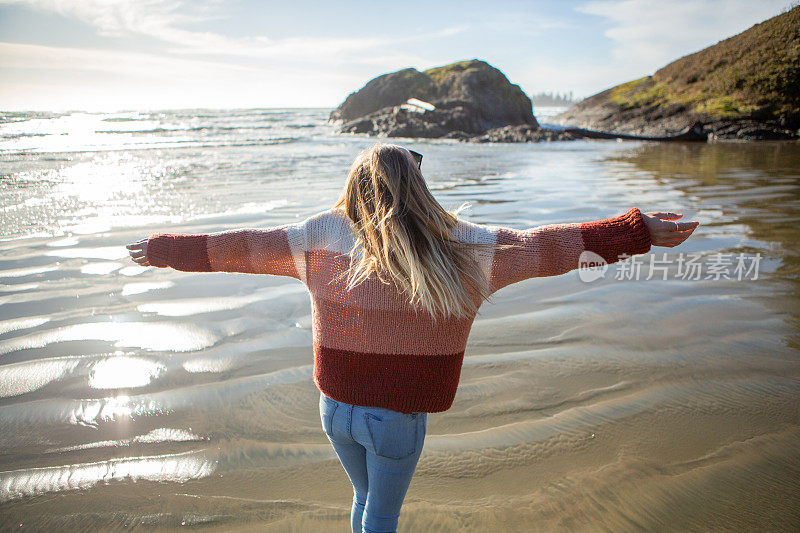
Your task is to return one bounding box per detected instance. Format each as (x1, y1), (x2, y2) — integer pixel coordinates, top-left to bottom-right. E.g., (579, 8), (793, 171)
(288, 209), (500, 286)
(452, 218), (500, 284)
(285, 222), (308, 285)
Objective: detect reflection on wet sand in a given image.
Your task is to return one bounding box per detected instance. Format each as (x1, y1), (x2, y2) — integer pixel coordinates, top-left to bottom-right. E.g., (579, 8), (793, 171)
(607, 141), (800, 347)
(0, 321), (222, 355)
(0, 450), (217, 502)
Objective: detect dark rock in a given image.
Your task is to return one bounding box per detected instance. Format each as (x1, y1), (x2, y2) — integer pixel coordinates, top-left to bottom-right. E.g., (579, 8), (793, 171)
(469, 125), (578, 143)
(330, 68), (434, 123)
(332, 59), (540, 140)
(559, 121), (708, 142)
(706, 119), (798, 141)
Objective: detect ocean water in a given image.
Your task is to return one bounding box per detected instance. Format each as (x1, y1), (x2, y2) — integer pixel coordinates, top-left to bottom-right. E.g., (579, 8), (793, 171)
(1, 108), (799, 531)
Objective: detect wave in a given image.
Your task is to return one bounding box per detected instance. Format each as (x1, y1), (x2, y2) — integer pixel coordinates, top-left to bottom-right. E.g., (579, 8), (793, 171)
(0, 111), (67, 124)
(0, 136), (302, 156)
(1, 132), (47, 139)
(95, 124), (307, 134)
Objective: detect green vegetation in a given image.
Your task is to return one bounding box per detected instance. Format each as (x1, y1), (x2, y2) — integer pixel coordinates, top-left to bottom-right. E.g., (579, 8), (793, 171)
(609, 77), (667, 108)
(388, 68), (435, 97)
(423, 59), (488, 83)
(693, 97), (758, 118)
(610, 76), (759, 119)
(421, 59), (528, 111)
(607, 6), (799, 121)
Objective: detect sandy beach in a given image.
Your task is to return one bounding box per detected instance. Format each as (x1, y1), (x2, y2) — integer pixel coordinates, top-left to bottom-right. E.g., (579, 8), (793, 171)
(1, 110), (799, 531)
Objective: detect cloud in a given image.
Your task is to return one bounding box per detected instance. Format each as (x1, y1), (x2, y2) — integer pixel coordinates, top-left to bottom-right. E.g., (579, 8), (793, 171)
(0, 0), (382, 58)
(0, 0), (445, 109)
(432, 25), (471, 38)
(576, 0), (793, 75)
(461, 8), (575, 34)
(0, 41), (363, 110)
(0, 0), (212, 38)
(0, 40), (257, 77)
(0, 0), (456, 62)
(515, 53), (647, 101)
(1, 0), (221, 39)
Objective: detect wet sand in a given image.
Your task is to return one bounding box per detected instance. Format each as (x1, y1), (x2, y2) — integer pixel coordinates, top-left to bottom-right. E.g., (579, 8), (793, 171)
(1, 111), (799, 531)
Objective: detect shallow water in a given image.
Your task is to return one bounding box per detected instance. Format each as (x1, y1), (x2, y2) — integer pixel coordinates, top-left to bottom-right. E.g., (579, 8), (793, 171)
(1, 109), (799, 531)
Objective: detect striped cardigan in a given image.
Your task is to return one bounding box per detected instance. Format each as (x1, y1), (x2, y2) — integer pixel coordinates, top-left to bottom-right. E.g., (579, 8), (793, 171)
(146, 207), (651, 414)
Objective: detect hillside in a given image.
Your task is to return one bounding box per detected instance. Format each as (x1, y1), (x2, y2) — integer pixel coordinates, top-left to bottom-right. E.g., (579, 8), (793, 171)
(552, 6), (800, 140)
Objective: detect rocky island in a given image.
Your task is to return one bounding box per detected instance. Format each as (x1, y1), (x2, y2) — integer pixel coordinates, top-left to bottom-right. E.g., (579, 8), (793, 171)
(551, 6), (800, 140)
(329, 59), (574, 142)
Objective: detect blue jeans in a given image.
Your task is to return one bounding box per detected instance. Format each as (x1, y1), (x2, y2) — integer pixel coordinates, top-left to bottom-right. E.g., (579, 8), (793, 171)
(319, 393), (428, 533)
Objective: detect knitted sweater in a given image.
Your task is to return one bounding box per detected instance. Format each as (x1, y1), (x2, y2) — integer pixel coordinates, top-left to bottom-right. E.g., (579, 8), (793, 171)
(146, 207), (652, 414)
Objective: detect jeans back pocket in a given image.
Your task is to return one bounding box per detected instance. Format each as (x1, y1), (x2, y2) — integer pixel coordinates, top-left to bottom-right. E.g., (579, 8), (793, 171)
(364, 412), (419, 460)
(319, 395), (338, 437)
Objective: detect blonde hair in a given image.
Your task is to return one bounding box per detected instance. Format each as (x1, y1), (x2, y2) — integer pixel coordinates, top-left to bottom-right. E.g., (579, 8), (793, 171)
(333, 143), (508, 322)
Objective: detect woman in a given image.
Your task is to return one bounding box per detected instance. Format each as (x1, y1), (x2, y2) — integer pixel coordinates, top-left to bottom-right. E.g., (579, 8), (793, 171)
(127, 143), (698, 532)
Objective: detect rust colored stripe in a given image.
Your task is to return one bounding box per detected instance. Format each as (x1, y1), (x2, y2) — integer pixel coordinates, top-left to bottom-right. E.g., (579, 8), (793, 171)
(147, 234), (212, 272)
(313, 344), (464, 414)
(580, 207), (651, 264)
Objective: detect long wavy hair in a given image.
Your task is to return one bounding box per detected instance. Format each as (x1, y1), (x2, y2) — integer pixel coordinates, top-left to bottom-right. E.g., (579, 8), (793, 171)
(332, 143), (506, 322)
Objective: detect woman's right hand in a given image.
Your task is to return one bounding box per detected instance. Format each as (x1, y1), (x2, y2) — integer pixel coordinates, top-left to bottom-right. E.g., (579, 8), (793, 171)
(641, 211), (699, 248)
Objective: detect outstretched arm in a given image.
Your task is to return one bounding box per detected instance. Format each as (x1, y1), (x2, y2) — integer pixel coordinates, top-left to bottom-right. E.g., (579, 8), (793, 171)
(126, 224), (304, 280)
(489, 208), (698, 292)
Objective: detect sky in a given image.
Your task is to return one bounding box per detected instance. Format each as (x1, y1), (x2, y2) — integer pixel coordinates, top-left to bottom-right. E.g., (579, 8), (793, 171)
(0, 0), (795, 111)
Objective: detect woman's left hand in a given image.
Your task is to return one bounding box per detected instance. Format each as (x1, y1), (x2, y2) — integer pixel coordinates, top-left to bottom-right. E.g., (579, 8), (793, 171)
(641, 211), (699, 248)
(126, 239), (151, 266)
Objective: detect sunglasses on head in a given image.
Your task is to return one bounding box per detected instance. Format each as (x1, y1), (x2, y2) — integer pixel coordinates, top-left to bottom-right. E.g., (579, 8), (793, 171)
(408, 150), (423, 169)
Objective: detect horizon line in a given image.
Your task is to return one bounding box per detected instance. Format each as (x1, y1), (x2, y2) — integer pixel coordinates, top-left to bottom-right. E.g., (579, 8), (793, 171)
(1, 102), (576, 115)
(0, 106), (337, 114)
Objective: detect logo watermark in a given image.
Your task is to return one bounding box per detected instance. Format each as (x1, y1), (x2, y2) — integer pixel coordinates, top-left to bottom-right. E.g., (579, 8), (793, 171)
(577, 252), (762, 282)
(577, 251), (608, 282)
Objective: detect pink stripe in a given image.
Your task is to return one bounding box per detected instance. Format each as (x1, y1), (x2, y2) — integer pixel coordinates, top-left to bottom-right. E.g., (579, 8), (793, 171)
(490, 223), (584, 291)
(207, 228), (299, 278)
